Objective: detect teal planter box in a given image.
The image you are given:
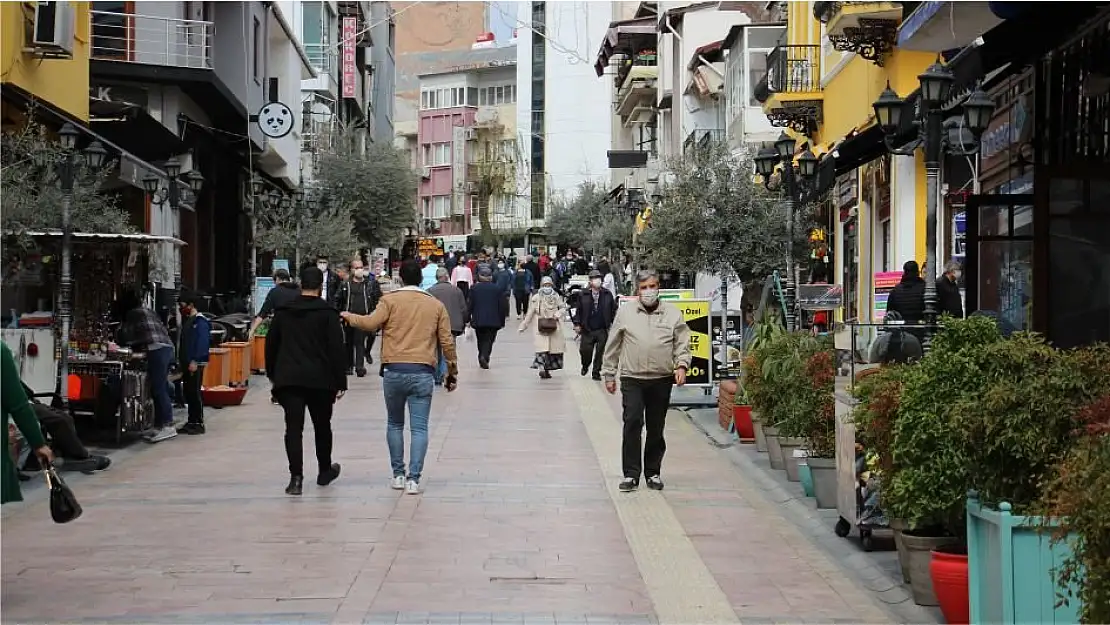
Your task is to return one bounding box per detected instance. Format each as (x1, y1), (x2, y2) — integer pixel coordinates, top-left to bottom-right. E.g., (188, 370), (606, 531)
(967, 492), (1081, 625)
(799, 462), (815, 497)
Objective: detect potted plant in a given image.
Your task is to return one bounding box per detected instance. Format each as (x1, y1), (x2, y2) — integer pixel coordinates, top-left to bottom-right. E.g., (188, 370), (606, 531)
(961, 341), (1110, 625)
(752, 330), (806, 471)
(732, 384), (756, 441)
(744, 318), (785, 453)
(885, 315), (1004, 608)
(795, 345), (837, 505)
(743, 355), (770, 452)
(1041, 394), (1110, 624)
(851, 364), (909, 579)
(250, 319), (269, 374)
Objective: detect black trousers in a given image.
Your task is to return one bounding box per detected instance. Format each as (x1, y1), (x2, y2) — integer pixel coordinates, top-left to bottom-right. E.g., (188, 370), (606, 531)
(32, 403), (89, 460)
(365, 331), (376, 361)
(182, 365), (205, 424)
(621, 376), (674, 479)
(514, 290), (529, 315)
(277, 387), (336, 477)
(475, 327), (499, 362)
(579, 328), (608, 374)
(345, 326), (366, 372)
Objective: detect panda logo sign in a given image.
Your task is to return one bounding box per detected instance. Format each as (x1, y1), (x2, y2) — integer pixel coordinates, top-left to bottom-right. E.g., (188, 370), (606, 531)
(257, 101), (294, 139)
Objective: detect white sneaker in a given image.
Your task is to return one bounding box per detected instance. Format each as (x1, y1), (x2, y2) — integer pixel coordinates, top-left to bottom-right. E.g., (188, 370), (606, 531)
(146, 426), (177, 443)
(405, 480), (420, 495)
(390, 475), (405, 490)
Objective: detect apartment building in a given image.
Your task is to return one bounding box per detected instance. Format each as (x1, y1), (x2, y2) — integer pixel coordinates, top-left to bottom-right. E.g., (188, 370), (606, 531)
(416, 55), (518, 250)
(517, 0), (613, 243)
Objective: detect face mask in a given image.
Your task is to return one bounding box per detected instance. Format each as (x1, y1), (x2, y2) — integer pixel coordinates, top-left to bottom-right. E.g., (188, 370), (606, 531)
(317, 263), (328, 272)
(497, 262), (505, 269)
(590, 278), (602, 288)
(640, 288), (660, 307)
(953, 270), (962, 281)
(540, 286), (554, 295)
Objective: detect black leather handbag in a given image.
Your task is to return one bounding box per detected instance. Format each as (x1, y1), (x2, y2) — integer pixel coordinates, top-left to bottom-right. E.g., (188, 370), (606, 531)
(43, 466), (83, 524)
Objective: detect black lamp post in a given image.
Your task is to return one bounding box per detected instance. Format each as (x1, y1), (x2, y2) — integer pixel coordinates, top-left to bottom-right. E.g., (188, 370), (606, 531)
(142, 157), (204, 316)
(54, 123), (108, 405)
(871, 59), (994, 351)
(754, 131), (820, 332)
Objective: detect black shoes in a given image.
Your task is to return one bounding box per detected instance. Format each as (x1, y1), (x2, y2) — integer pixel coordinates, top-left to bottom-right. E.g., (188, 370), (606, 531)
(285, 476), (304, 496)
(592, 372), (602, 381)
(646, 475), (664, 490)
(177, 422), (205, 435)
(538, 370), (552, 379)
(345, 368), (355, 376)
(580, 366), (589, 376)
(317, 463), (341, 486)
(619, 477), (639, 492)
(479, 358), (490, 369)
(355, 369), (367, 378)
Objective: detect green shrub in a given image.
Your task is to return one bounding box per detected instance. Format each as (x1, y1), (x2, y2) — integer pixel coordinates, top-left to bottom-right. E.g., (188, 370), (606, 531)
(754, 331), (835, 457)
(851, 365), (907, 478)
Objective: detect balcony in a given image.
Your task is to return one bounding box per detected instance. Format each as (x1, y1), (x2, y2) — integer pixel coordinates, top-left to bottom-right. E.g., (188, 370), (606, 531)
(815, 2), (902, 66)
(91, 11), (213, 69)
(616, 61), (658, 125)
(683, 129), (724, 155)
(304, 43), (334, 74)
(758, 45), (823, 136)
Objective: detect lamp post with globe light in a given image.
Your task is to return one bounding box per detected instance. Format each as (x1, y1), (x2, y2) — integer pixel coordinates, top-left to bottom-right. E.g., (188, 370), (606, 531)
(754, 132), (820, 332)
(870, 59), (995, 350)
(54, 123), (109, 405)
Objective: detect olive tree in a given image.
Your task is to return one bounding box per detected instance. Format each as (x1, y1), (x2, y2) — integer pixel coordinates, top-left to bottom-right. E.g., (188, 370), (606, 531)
(1, 116), (131, 239)
(546, 180), (633, 255)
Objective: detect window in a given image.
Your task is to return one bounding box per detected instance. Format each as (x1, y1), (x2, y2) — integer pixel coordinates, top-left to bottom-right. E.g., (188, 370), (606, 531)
(421, 197), (431, 218)
(252, 17), (261, 81)
(499, 139), (516, 161)
(420, 86), (472, 110)
(421, 143), (450, 166)
(476, 84), (516, 106)
(432, 196), (450, 219)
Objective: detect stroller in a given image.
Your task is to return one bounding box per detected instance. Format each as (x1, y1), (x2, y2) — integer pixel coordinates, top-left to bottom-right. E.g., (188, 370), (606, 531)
(854, 450), (889, 551)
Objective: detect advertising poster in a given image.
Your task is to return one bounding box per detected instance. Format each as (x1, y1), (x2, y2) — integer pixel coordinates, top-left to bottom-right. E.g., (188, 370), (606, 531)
(678, 299), (712, 386)
(659, 289), (695, 301)
(271, 259), (289, 274)
(796, 283), (843, 310)
(873, 271), (902, 321)
(711, 314), (746, 380)
(253, 277), (275, 316)
(417, 238), (444, 258)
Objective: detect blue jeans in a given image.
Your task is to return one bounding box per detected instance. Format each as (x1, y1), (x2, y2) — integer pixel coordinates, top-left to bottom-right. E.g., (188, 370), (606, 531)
(147, 346), (174, 427)
(383, 370), (435, 482)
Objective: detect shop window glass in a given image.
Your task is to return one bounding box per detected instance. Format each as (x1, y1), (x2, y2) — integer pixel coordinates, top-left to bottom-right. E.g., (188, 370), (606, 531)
(979, 204), (1011, 236)
(1050, 178), (1084, 215)
(842, 218), (859, 321)
(977, 240), (1033, 333)
(1048, 216), (1110, 348)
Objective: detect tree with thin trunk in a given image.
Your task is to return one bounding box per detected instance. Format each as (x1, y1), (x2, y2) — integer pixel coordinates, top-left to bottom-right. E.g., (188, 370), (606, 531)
(470, 128), (527, 246)
(1, 115), (131, 242)
(547, 180), (633, 256)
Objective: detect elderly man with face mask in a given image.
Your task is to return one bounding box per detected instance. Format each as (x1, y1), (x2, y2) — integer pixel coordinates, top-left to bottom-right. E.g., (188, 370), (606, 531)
(601, 269), (691, 492)
(937, 260), (965, 319)
(574, 269), (617, 380)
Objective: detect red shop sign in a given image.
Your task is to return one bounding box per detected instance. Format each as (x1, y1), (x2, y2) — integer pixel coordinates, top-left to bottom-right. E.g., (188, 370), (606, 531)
(341, 17), (357, 99)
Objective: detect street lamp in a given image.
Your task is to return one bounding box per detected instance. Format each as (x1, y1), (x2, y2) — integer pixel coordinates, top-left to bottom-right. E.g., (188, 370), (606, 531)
(53, 123), (109, 406)
(142, 156), (205, 327)
(872, 59), (994, 351)
(755, 131), (821, 332)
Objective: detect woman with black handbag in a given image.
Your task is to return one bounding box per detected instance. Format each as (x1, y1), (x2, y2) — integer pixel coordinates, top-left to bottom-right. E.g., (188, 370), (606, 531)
(1, 343), (65, 512)
(519, 276), (566, 379)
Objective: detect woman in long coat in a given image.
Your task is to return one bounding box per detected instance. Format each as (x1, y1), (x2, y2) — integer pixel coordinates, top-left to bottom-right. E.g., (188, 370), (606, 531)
(519, 276), (566, 379)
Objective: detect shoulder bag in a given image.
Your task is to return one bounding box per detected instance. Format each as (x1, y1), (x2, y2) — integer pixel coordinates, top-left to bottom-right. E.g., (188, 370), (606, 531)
(537, 317), (559, 335)
(43, 466), (83, 524)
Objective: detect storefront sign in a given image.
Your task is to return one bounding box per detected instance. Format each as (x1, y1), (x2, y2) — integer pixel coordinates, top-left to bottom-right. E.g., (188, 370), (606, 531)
(797, 284), (844, 311)
(872, 271), (901, 321)
(659, 289), (695, 301)
(980, 68), (1034, 191)
(341, 17), (357, 99)
(253, 277), (275, 316)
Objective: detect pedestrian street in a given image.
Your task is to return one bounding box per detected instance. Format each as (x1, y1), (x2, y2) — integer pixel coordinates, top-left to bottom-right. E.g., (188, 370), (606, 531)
(2, 329), (896, 625)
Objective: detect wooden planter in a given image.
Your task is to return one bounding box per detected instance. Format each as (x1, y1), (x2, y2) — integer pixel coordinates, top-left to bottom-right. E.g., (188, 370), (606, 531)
(967, 493), (1080, 624)
(250, 335), (266, 373)
(202, 348), (231, 388)
(220, 342), (251, 387)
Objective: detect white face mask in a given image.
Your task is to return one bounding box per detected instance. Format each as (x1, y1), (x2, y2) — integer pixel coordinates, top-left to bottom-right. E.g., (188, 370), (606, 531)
(497, 262), (505, 269)
(590, 278), (602, 288)
(353, 268), (365, 278)
(640, 288), (660, 307)
(540, 286), (554, 295)
(953, 270), (962, 281)
(317, 263), (328, 272)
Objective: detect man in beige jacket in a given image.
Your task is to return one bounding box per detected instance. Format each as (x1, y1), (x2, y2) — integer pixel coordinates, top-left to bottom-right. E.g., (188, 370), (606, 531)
(601, 269), (692, 492)
(340, 260), (458, 495)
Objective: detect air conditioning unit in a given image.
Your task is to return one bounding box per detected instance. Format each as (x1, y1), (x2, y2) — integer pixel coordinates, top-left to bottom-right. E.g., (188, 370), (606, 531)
(32, 2), (76, 58)
(421, 167), (431, 179)
(463, 128), (477, 141)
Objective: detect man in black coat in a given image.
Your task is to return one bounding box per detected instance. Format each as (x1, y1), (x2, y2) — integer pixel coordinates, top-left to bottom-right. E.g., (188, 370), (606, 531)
(468, 268), (508, 369)
(265, 266), (347, 497)
(574, 269), (618, 380)
(937, 260), (965, 319)
(251, 268), (299, 336)
(886, 260), (926, 324)
(336, 257), (382, 377)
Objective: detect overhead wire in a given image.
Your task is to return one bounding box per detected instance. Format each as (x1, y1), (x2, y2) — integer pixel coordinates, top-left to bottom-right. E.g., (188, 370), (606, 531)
(492, 1), (594, 66)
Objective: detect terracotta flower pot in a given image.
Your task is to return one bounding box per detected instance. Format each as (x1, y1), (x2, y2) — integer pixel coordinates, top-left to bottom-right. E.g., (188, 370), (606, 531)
(733, 404), (755, 440)
(929, 546), (969, 625)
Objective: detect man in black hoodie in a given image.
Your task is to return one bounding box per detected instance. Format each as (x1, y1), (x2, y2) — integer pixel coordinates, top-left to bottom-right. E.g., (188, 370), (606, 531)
(265, 266), (347, 496)
(886, 260), (926, 323)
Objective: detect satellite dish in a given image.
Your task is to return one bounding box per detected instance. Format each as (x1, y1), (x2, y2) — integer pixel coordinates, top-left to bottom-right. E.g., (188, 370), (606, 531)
(310, 101), (334, 121)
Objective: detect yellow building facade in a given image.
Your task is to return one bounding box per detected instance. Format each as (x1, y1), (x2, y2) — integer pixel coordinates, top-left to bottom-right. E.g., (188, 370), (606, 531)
(1, 1), (92, 122)
(762, 2), (937, 324)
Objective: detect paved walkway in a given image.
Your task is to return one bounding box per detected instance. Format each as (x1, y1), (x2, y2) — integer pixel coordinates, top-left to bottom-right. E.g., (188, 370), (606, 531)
(2, 325), (894, 624)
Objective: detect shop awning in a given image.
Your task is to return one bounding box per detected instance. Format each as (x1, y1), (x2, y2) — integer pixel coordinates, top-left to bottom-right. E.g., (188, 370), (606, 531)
(9, 231), (187, 247)
(89, 99), (186, 167)
(897, 1), (1004, 52)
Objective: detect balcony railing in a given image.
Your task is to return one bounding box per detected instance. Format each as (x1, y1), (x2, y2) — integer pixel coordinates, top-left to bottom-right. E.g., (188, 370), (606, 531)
(766, 45), (821, 94)
(91, 10), (213, 69)
(683, 129), (724, 154)
(304, 43), (334, 74)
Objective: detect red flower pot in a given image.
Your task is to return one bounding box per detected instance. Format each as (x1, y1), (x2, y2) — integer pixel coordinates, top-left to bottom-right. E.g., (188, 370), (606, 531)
(733, 404), (756, 440)
(929, 547), (969, 624)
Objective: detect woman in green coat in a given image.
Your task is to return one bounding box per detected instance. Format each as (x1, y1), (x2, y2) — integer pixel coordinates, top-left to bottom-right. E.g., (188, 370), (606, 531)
(2, 342), (54, 504)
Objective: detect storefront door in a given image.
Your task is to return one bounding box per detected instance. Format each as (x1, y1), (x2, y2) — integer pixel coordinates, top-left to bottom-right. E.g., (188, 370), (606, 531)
(965, 194), (1034, 332)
